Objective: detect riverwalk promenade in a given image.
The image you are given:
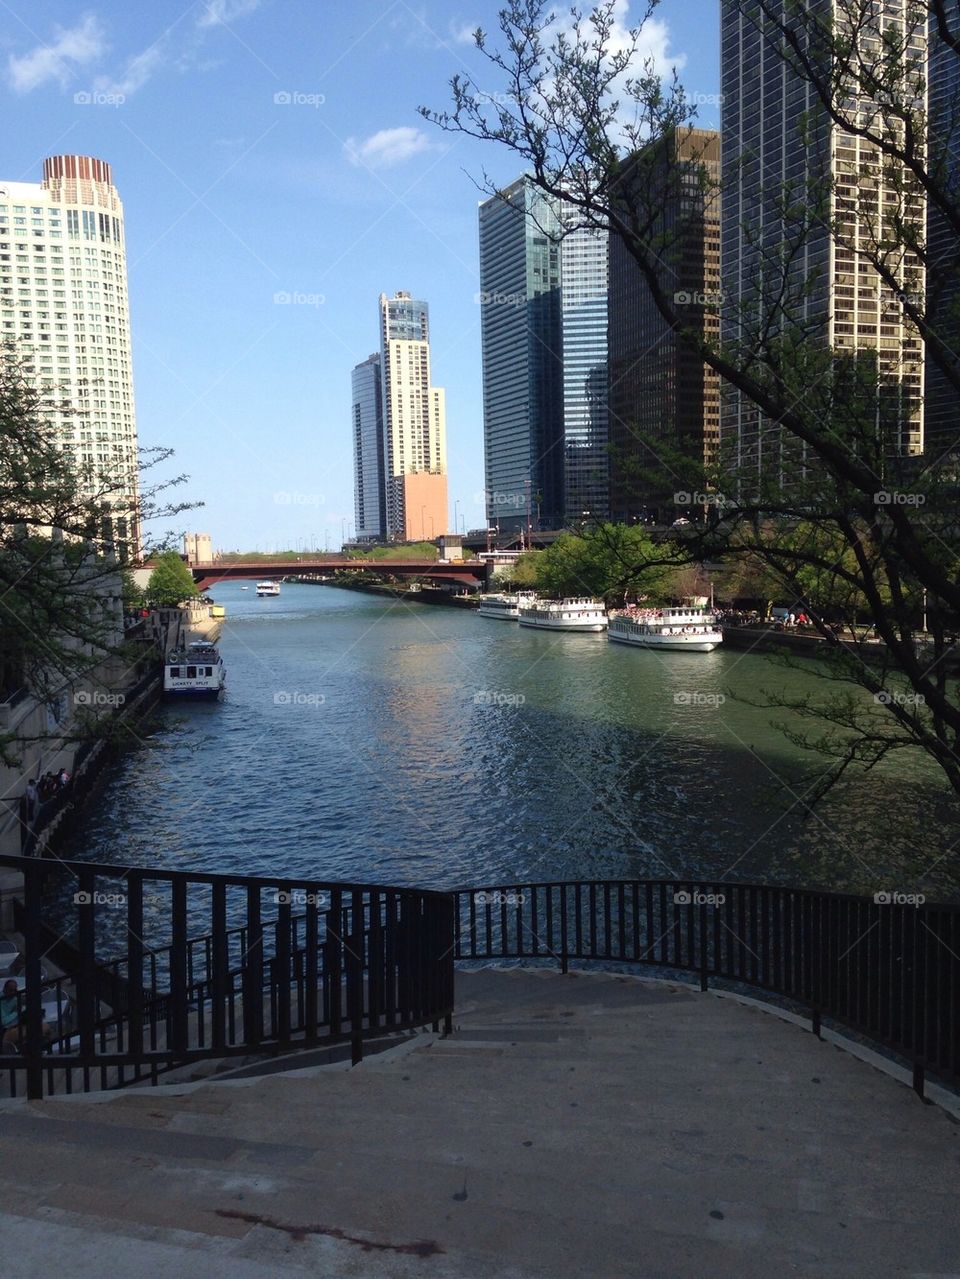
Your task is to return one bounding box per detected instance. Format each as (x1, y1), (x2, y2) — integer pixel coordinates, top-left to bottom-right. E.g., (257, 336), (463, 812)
(1, 967), (957, 1278)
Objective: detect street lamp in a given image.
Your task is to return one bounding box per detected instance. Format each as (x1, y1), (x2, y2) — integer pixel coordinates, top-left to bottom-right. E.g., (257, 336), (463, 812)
(454, 498), (460, 535)
(421, 504), (426, 539)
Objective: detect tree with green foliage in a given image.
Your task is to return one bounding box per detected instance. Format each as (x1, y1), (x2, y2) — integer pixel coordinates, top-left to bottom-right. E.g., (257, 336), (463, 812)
(145, 552), (200, 607)
(529, 524), (672, 605)
(0, 343), (197, 737)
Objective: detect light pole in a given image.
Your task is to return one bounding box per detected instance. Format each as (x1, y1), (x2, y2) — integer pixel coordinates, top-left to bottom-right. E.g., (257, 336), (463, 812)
(421, 505), (426, 539)
(341, 517), (347, 547)
(454, 499), (460, 537)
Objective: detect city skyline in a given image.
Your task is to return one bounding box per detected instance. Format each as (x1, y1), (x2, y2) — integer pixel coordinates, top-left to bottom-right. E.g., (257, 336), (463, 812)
(0, 0), (714, 551)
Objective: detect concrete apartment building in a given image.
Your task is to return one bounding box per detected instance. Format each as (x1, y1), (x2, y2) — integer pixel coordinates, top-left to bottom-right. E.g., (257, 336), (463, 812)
(0, 154), (141, 552)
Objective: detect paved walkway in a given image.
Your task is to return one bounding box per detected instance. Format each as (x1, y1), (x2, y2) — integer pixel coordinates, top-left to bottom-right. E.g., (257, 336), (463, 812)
(0, 968), (957, 1277)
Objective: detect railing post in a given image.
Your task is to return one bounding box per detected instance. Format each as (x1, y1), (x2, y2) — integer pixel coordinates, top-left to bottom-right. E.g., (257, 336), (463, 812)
(559, 884), (569, 974)
(349, 889), (364, 1066)
(21, 858), (45, 1100)
(913, 1057), (926, 1101)
(699, 900), (708, 992)
(812, 1007), (821, 1039)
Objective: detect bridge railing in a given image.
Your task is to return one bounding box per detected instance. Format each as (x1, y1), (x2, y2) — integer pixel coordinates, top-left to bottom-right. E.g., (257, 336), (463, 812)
(2, 855), (454, 1099)
(452, 879), (960, 1097)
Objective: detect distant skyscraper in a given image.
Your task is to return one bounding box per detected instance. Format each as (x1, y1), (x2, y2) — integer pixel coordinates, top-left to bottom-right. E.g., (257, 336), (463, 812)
(352, 352), (386, 540)
(0, 155), (141, 552)
(608, 128), (721, 523)
(478, 178), (564, 533)
(560, 213), (609, 520)
(720, 0), (925, 482)
(378, 291), (447, 540)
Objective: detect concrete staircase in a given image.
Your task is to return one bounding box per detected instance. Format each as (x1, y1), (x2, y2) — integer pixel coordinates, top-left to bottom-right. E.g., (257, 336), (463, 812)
(0, 968), (958, 1278)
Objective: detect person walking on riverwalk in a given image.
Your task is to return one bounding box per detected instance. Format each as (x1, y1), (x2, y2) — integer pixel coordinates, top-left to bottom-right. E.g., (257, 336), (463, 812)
(24, 779), (37, 821)
(1, 979), (20, 1051)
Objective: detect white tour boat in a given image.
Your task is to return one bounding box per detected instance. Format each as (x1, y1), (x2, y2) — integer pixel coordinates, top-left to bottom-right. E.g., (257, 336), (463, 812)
(517, 597), (607, 632)
(163, 640), (226, 698)
(256, 580), (281, 597)
(476, 591), (536, 620)
(608, 604), (723, 652)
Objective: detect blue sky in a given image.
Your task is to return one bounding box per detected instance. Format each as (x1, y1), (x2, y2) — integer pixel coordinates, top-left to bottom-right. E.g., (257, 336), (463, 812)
(3, 0), (721, 551)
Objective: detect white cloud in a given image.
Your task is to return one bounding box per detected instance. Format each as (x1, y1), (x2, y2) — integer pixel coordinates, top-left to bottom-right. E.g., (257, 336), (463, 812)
(197, 0), (263, 28)
(96, 44), (166, 98)
(451, 22), (479, 45)
(345, 126), (441, 169)
(7, 15), (106, 94)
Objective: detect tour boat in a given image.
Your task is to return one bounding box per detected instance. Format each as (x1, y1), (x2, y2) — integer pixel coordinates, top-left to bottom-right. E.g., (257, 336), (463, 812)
(477, 591), (536, 620)
(163, 641), (226, 698)
(256, 580), (281, 597)
(240, 585), (249, 590)
(517, 597), (607, 632)
(608, 604), (723, 652)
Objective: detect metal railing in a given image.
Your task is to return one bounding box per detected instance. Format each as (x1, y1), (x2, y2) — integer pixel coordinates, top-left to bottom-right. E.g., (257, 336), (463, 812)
(1, 855), (454, 1099)
(4, 865), (958, 1102)
(452, 879), (960, 1098)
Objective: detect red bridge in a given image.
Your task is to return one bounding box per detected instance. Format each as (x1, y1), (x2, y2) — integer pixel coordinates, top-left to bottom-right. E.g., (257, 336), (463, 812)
(190, 558), (491, 591)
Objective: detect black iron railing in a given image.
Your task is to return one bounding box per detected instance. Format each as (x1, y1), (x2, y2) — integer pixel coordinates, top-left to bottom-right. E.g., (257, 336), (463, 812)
(1, 855), (454, 1099)
(453, 880), (960, 1097)
(4, 864), (958, 1102)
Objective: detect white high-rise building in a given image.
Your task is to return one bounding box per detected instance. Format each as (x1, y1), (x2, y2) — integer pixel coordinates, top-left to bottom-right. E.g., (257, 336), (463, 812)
(377, 291), (447, 540)
(721, 1), (926, 481)
(0, 155), (140, 552)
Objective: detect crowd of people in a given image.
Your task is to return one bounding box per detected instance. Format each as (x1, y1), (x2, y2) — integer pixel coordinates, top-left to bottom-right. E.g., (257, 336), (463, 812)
(20, 767), (72, 854)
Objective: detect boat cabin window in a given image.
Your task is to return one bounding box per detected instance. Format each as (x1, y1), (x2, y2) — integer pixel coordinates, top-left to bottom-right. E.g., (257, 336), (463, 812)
(170, 667), (181, 677)
(187, 666), (196, 678)
(205, 667), (212, 676)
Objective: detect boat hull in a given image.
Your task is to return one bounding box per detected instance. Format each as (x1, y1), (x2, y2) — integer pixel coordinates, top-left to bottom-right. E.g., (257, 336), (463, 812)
(609, 631), (721, 652)
(478, 608), (519, 620)
(162, 686), (224, 699)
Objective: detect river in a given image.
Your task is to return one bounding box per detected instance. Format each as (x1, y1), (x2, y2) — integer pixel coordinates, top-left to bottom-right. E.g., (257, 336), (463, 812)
(63, 580), (959, 901)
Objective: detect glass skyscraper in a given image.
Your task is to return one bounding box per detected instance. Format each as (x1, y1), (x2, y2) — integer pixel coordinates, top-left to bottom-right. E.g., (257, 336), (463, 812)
(352, 352), (385, 541)
(478, 177), (607, 534)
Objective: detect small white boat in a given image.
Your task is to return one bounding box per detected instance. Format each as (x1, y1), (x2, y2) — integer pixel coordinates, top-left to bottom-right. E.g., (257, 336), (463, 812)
(608, 604), (722, 652)
(477, 591), (536, 620)
(517, 597), (607, 632)
(163, 641), (226, 698)
(240, 586), (249, 590)
(256, 580), (281, 597)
